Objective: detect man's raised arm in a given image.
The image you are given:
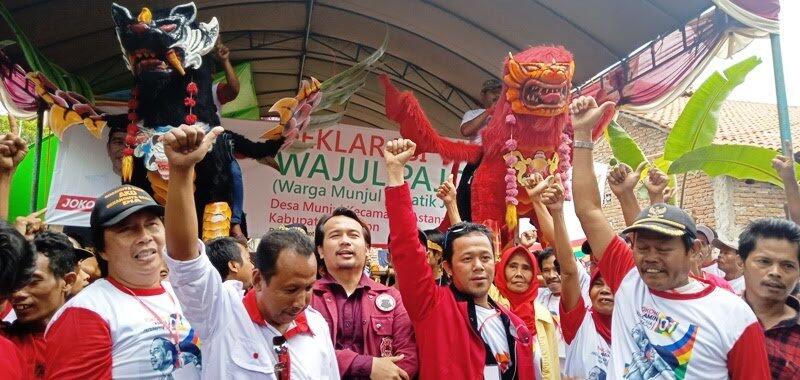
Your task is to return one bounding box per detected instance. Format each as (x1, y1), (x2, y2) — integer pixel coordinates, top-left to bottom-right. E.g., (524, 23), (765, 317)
(384, 138), (439, 322)
(570, 96), (617, 263)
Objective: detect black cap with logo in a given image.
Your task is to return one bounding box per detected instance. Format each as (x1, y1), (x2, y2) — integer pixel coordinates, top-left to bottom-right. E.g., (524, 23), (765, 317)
(90, 185), (163, 276)
(90, 185), (164, 230)
(622, 203), (697, 238)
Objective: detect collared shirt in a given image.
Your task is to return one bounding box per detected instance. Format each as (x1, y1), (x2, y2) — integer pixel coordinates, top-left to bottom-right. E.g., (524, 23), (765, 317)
(764, 295), (800, 379)
(317, 274), (372, 378)
(165, 242), (339, 379)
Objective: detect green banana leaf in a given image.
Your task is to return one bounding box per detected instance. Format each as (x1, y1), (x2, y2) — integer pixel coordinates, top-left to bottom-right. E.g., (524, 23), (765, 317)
(652, 156), (673, 176)
(0, 3), (94, 100)
(604, 120), (647, 169)
(663, 56), (760, 161)
(667, 144), (798, 188)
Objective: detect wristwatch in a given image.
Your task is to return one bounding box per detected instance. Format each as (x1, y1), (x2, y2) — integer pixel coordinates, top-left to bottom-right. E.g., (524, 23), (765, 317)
(573, 140), (594, 150)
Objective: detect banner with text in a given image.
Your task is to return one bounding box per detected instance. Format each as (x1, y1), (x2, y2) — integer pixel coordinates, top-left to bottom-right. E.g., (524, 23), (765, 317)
(45, 119), (606, 246)
(239, 123), (460, 243)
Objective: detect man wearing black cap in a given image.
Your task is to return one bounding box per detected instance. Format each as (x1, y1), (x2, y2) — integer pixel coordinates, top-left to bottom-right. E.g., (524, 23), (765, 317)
(569, 95), (769, 379)
(455, 78), (502, 222)
(44, 184), (202, 379)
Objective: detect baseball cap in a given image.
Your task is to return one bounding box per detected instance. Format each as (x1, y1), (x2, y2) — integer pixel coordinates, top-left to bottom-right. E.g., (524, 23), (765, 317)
(73, 247), (94, 262)
(90, 185), (164, 229)
(621, 203), (697, 238)
(481, 78), (501, 92)
(712, 236), (739, 251)
(696, 225), (716, 242)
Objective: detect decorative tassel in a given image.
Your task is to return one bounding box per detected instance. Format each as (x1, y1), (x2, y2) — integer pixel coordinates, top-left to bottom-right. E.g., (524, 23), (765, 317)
(122, 155), (133, 182)
(505, 204), (518, 232)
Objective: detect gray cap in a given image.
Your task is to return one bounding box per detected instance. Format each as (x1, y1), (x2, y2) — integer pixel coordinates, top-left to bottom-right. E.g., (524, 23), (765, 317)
(622, 203), (697, 238)
(696, 225), (717, 242)
(712, 237), (739, 251)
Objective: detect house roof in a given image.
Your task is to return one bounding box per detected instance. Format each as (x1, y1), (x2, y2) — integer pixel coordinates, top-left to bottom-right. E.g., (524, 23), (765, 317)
(621, 96), (800, 151)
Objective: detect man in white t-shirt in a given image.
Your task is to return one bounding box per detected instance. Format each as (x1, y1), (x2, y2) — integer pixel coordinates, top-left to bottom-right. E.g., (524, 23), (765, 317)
(570, 95), (770, 379)
(714, 237), (745, 296)
(535, 248), (591, 316)
(45, 184), (202, 379)
(455, 79), (501, 221)
(534, 246), (590, 377)
(161, 124), (338, 379)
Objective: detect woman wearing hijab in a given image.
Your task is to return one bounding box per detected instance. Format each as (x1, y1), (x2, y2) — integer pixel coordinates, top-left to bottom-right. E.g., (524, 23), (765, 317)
(491, 244), (561, 380)
(541, 176), (614, 379)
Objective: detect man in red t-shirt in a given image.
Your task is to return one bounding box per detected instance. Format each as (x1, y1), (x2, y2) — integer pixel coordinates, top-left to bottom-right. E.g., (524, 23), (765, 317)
(0, 132), (35, 380)
(3, 232), (79, 379)
(569, 95), (770, 379)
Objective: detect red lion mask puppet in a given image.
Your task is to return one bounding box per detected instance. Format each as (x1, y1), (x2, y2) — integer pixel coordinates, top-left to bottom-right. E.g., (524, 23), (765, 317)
(382, 45), (609, 246)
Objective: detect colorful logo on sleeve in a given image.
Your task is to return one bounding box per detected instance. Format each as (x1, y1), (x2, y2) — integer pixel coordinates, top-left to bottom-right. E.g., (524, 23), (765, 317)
(623, 320), (699, 380)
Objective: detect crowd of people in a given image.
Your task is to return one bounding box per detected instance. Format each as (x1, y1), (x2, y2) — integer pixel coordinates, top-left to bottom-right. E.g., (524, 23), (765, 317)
(1, 74), (799, 380)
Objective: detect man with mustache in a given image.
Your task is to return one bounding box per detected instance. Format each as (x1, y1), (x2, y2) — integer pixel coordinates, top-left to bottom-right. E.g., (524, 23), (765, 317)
(45, 182), (202, 379)
(740, 218), (800, 379)
(570, 95), (769, 379)
(311, 208), (417, 379)
(161, 124), (338, 379)
(383, 138), (535, 380)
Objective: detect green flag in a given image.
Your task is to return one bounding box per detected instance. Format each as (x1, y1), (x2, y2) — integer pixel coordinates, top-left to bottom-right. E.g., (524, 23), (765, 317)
(213, 62), (260, 120)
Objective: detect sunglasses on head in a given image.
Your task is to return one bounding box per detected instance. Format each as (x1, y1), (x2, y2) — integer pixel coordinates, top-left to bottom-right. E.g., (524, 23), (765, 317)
(442, 225), (468, 253)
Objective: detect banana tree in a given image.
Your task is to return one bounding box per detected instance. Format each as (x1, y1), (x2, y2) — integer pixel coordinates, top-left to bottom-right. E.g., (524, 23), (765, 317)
(605, 56), (798, 207)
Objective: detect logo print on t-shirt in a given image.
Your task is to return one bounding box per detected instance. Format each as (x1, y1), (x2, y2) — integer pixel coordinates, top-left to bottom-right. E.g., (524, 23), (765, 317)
(623, 322), (699, 380)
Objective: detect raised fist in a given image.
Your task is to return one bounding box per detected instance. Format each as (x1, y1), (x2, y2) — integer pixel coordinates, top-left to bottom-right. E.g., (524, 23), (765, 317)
(383, 138), (416, 168)
(0, 133), (28, 173)
(161, 125), (224, 170)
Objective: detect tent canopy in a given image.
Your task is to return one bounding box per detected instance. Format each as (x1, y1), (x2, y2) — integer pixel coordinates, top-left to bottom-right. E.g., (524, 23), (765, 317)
(0, 0), (720, 137)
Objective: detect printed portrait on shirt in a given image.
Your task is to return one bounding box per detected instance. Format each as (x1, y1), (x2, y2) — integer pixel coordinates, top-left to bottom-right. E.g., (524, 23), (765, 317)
(587, 365), (606, 380)
(587, 344), (611, 380)
(144, 312), (202, 378)
(150, 337), (178, 373)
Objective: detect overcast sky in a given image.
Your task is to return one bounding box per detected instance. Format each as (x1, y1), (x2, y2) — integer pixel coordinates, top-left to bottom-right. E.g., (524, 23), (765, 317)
(696, 0), (798, 105)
